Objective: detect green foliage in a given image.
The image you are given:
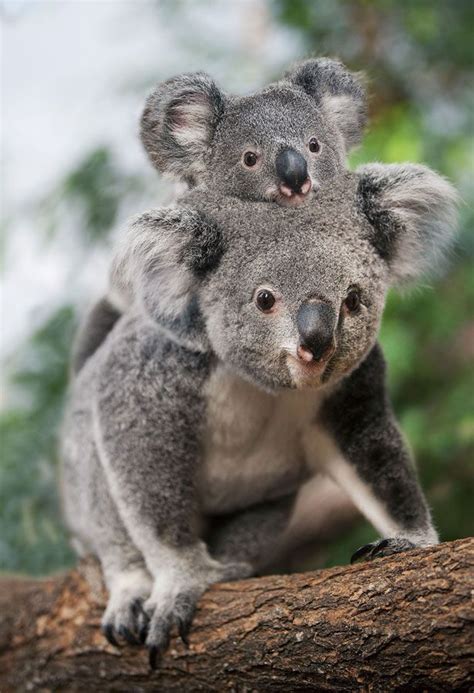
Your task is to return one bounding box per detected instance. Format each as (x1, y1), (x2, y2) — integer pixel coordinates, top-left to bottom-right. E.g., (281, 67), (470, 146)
(39, 146), (143, 243)
(1, 308), (77, 574)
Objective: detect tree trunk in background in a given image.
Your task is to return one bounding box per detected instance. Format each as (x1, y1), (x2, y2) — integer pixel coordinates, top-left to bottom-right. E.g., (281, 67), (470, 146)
(1, 538), (473, 692)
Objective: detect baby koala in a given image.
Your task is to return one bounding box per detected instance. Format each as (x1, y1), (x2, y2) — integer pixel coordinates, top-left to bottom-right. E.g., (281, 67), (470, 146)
(72, 57), (367, 372)
(62, 162), (457, 668)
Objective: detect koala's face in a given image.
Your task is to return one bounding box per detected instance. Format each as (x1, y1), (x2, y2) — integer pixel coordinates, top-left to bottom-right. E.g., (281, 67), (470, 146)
(197, 181), (387, 391)
(141, 59), (367, 207)
(128, 164), (456, 394)
(203, 87), (345, 208)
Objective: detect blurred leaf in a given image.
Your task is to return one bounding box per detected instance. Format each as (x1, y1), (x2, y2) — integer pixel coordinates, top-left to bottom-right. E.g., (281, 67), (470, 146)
(39, 146), (143, 243)
(0, 307), (77, 574)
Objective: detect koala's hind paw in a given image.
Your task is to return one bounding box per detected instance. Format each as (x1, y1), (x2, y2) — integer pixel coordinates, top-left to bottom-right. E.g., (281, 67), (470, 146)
(350, 537), (416, 564)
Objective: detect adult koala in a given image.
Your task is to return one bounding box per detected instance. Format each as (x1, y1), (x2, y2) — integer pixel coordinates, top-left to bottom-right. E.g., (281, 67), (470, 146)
(61, 164), (457, 668)
(72, 57), (366, 373)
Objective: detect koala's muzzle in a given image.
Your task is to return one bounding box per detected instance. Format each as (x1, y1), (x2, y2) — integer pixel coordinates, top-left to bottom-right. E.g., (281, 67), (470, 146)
(276, 148), (311, 196)
(296, 301), (336, 362)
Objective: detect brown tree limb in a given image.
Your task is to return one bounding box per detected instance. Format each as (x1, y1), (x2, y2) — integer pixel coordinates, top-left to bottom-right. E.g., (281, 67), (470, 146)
(0, 538), (473, 692)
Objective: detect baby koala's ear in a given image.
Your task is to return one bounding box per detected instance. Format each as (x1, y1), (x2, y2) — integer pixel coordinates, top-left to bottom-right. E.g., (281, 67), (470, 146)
(357, 163), (459, 285)
(285, 57), (367, 151)
(111, 207), (225, 321)
(140, 73), (226, 184)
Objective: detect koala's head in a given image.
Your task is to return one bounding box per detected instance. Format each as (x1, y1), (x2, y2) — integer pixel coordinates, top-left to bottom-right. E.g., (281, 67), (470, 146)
(140, 58), (366, 207)
(128, 164), (457, 391)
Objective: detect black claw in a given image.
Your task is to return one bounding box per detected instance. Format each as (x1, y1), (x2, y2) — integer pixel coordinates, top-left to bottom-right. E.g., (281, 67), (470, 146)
(148, 646), (161, 670)
(376, 538), (389, 552)
(139, 622), (149, 644)
(351, 542), (374, 564)
(118, 625), (140, 646)
(102, 623), (120, 647)
(178, 618), (191, 647)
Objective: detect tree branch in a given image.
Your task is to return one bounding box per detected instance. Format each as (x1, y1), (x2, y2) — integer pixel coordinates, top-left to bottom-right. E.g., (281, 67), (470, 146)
(1, 538), (472, 692)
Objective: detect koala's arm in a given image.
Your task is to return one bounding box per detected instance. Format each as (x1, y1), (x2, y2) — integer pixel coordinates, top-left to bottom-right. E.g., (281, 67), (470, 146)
(318, 342), (438, 560)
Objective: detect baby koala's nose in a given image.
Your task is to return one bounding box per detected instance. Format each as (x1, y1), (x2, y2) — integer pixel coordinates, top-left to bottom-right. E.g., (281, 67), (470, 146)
(296, 301), (336, 362)
(276, 148), (311, 195)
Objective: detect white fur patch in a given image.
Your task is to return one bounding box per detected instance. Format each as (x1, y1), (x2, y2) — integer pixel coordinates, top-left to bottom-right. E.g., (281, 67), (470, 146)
(110, 208), (197, 319)
(200, 365), (324, 513)
(304, 426), (402, 537)
(321, 93), (363, 150)
(172, 99), (211, 148)
(358, 163), (459, 283)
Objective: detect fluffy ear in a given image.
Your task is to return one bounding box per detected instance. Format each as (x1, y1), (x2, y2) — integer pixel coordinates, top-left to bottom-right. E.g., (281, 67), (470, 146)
(110, 207), (225, 321)
(140, 73), (225, 184)
(357, 163), (459, 284)
(285, 57), (367, 151)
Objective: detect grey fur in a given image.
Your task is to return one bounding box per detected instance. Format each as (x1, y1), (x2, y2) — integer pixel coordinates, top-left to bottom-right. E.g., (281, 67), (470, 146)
(62, 165), (457, 662)
(71, 58), (366, 373)
(141, 57), (366, 193)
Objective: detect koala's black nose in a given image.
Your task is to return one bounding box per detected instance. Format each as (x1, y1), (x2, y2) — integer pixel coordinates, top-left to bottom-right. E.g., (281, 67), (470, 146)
(276, 148), (309, 193)
(296, 301), (336, 362)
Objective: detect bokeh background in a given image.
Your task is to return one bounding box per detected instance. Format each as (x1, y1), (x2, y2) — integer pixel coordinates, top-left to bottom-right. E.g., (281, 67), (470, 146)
(1, 0), (473, 576)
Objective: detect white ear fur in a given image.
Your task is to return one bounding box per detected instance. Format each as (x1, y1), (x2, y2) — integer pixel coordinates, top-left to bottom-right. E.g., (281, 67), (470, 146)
(320, 92), (366, 151)
(357, 163), (459, 284)
(110, 208), (199, 319)
(141, 73), (225, 182)
(170, 94), (215, 149)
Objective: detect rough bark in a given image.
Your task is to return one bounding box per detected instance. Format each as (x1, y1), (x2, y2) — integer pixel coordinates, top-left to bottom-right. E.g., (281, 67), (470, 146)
(0, 538), (472, 692)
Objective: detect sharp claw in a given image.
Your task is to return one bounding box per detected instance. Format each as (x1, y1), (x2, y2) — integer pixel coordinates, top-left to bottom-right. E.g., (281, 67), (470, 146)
(148, 646), (161, 670)
(178, 618), (191, 647)
(118, 625), (140, 646)
(139, 622), (149, 644)
(376, 538), (389, 552)
(102, 624), (120, 647)
(351, 543), (374, 564)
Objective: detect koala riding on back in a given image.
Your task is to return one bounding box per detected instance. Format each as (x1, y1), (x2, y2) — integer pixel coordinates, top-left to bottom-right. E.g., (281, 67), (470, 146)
(61, 162), (458, 668)
(72, 57), (366, 373)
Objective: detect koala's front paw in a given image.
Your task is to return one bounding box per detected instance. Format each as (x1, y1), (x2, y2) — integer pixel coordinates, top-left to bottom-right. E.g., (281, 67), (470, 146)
(101, 569), (153, 646)
(350, 537), (416, 564)
(144, 551), (251, 668)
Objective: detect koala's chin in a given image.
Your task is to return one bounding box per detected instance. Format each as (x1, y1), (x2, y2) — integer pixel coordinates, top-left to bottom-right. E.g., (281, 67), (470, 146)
(285, 354), (329, 389)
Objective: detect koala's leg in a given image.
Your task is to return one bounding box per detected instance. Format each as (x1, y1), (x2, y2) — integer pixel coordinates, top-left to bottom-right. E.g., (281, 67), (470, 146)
(207, 478), (360, 573)
(206, 495), (296, 572)
(93, 321), (251, 665)
(311, 344), (438, 563)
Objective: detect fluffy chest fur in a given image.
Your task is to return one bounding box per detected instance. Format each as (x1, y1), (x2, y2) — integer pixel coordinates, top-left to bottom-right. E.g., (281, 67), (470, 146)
(199, 365), (324, 514)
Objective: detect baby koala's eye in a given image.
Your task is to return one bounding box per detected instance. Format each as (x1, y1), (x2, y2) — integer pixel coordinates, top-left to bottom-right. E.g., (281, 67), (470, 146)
(243, 151), (258, 167)
(255, 289), (276, 313)
(308, 138), (321, 154)
(344, 289), (361, 314)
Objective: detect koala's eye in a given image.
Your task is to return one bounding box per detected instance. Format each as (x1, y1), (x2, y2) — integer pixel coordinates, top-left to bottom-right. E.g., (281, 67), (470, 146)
(255, 289), (276, 313)
(344, 289), (361, 313)
(308, 138), (321, 154)
(243, 151), (258, 167)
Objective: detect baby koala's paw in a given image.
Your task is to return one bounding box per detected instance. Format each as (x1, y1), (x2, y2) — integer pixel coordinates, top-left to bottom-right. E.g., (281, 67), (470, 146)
(144, 545), (251, 668)
(350, 537), (416, 564)
(101, 568), (153, 646)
